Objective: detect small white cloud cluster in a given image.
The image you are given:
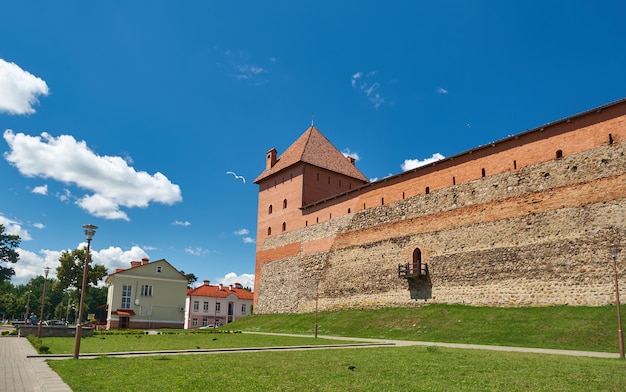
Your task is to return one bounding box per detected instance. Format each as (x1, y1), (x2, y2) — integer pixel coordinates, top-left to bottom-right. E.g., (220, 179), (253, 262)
(3, 130), (182, 221)
(217, 272), (255, 291)
(351, 71), (385, 109)
(401, 153), (445, 171)
(0, 58), (49, 115)
(234, 228), (255, 244)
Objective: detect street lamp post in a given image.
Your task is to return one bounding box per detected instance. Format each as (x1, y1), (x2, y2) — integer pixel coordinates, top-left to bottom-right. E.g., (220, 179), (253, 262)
(37, 267), (50, 338)
(25, 281), (32, 321)
(73, 224), (97, 359)
(314, 280), (319, 338)
(610, 244), (624, 359)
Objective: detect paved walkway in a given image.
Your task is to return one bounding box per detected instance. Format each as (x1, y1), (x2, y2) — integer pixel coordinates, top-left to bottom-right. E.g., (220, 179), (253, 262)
(0, 336), (71, 392)
(0, 329), (620, 391)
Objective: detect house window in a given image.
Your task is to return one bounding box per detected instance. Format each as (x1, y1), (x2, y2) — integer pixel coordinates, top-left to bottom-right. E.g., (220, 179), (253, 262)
(202, 318), (208, 327)
(121, 285), (132, 309)
(242, 303), (247, 313)
(192, 318), (198, 327)
(215, 302), (221, 313)
(157, 266), (162, 273)
(193, 300), (199, 311)
(140, 285), (153, 296)
(203, 301), (209, 312)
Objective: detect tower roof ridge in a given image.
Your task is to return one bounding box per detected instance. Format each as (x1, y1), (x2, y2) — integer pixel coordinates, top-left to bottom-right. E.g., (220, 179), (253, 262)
(254, 126), (368, 183)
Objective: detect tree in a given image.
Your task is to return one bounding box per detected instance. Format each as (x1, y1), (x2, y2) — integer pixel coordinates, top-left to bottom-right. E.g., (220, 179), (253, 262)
(55, 247), (108, 313)
(180, 271), (198, 287)
(0, 224), (20, 283)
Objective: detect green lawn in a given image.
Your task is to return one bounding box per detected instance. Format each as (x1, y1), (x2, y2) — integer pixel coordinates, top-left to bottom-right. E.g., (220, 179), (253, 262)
(222, 304), (625, 352)
(35, 330), (352, 354)
(42, 305), (626, 391)
(48, 345), (625, 391)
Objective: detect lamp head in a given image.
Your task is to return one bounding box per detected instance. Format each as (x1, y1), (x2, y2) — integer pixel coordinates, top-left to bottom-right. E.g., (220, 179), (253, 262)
(83, 224), (98, 240)
(44, 266), (50, 277)
(610, 244), (620, 259)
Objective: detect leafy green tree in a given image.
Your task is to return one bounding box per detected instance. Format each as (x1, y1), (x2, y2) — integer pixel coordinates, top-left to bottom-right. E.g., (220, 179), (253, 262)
(0, 224), (20, 283)
(55, 247), (107, 316)
(180, 271), (198, 287)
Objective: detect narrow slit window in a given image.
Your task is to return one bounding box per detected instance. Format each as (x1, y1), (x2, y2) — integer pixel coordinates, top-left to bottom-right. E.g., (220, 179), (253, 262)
(481, 168), (486, 178)
(425, 187), (430, 195)
(556, 150), (563, 159)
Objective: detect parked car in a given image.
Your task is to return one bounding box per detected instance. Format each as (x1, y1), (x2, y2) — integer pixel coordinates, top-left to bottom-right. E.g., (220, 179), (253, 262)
(199, 325), (215, 329)
(43, 320), (67, 326)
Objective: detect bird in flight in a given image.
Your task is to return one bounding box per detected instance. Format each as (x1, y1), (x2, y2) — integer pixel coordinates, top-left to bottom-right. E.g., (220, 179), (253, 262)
(226, 171), (246, 183)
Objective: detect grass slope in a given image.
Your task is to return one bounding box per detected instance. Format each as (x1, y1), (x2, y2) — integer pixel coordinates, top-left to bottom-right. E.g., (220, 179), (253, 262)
(223, 304), (623, 352)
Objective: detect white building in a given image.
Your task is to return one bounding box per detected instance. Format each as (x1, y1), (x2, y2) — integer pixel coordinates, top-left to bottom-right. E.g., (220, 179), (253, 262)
(185, 280), (253, 329)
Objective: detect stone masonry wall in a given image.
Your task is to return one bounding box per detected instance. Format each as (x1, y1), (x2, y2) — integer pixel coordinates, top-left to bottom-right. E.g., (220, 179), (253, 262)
(257, 142), (626, 313)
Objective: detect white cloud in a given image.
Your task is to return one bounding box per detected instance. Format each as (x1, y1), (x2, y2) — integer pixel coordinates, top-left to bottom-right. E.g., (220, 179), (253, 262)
(11, 244), (150, 286)
(351, 70), (385, 109)
(93, 244), (149, 274)
(3, 130), (182, 221)
(0, 58), (49, 115)
(437, 87), (448, 94)
(342, 148), (360, 161)
(217, 272), (255, 291)
(172, 220), (191, 227)
(32, 184), (47, 195)
(185, 246), (209, 256)
(401, 153), (446, 171)
(234, 228), (255, 243)
(32, 222), (45, 229)
(0, 215), (32, 240)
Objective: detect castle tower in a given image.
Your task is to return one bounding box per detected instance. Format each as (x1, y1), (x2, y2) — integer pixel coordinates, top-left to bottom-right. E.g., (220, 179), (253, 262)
(253, 126), (369, 304)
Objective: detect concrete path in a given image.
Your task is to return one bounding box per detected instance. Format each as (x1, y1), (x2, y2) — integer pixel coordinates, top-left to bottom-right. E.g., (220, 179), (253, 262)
(0, 336), (72, 392)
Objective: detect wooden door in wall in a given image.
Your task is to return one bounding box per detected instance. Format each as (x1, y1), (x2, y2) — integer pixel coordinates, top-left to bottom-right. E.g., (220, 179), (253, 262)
(119, 316), (129, 329)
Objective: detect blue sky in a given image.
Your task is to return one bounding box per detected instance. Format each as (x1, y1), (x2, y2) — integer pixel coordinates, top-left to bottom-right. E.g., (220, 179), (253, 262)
(1, 1), (625, 289)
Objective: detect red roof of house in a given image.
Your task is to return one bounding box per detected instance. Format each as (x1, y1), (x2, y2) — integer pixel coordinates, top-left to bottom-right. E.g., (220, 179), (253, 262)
(254, 126), (369, 183)
(187, 283), (254, 300)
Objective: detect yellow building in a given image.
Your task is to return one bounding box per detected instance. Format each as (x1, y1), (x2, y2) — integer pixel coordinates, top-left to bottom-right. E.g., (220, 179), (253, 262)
(105, 258), (188, 329)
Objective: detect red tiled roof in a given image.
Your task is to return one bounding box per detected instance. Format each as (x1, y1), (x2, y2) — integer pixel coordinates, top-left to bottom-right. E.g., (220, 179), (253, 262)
(187, 284), (254, 300)
(254, 126), (369, 183)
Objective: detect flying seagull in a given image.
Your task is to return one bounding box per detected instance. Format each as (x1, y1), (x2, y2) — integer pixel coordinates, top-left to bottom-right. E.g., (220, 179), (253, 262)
(226, 171), (246, 183)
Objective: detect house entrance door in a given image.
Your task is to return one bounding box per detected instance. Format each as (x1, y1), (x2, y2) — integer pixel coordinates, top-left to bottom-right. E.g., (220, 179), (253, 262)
(119, 316), (129, 329)
(227, 302), (234, 323)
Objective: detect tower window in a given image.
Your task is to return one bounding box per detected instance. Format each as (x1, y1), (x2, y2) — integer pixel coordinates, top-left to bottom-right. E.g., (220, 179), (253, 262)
(481, 168), (486, 178)
(268, 205), (273, 214)
(283, 199), (287, 209)
(556, 150), (563, 159)
(425, 187), (430, 195)
(267, 227), (272, 236)
(282, 222), (286, 232)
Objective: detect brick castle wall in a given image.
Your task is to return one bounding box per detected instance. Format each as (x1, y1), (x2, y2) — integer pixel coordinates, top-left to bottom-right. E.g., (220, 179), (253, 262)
(256, 138), (626, 313)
